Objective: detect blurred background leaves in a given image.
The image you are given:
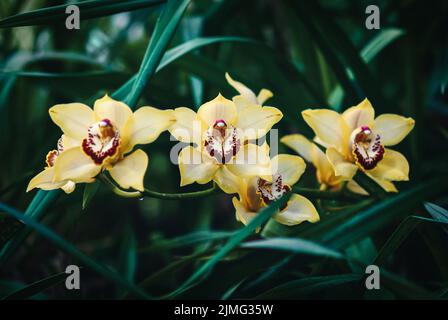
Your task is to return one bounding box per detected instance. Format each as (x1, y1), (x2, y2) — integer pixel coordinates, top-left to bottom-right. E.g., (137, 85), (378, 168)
(0, 0), (447, 299)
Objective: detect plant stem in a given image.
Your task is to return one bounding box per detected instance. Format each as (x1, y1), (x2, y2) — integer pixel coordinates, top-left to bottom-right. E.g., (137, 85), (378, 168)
(101, 173), (365, 202)
(100, 174), (218, 200)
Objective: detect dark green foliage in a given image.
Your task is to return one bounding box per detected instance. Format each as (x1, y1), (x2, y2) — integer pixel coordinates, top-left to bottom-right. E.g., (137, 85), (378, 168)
(0, 0), (447, 300)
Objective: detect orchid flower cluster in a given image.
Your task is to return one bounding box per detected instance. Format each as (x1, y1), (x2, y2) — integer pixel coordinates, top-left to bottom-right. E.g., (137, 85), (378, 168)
(28, 73), (415, 229)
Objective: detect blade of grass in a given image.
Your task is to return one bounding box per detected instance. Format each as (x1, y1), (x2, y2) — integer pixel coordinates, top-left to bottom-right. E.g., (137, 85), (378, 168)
(240, 238), (344, 260)
(298, 1), (386, 108)
(125, 0), (191, 107)
(0, 190), (60, 265)
(161, 193), (292, 299)
(0, 201), (151, 299)
(0, 0), (164, 28)
(329, 28), (405, 108)
(373, 215), (448, 266)
(320, 177), (448, 249)
(290, 1), (361, 103)
(113, 36), (258, 101)
(2, 271), (68, 300)
(139, 230), (235, 253)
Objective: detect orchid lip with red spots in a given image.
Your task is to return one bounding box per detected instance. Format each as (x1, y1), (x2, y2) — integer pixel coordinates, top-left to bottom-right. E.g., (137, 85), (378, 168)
(352, 126), (384, 170)
(82, 118), (120, 165)
(204, 119), (241, 164)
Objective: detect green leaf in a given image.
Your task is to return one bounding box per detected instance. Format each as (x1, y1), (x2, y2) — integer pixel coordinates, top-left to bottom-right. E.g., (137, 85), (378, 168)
(124, 0), (191, 107)
(113, 36), (257, 101)
(0, 190), (60, 265)
(1, 271), (68, 300)
(0, 214), (23, 248)
(329, 28), (405, 108)
(320, 177), (448, 249)
(424, 202), (448, 223)
(374, 215), (448, 266)
(297, 1), (386, 108)
(82, 180), (100, 210)
(162, 193), (292, 299)
(0, 201), (151, 299)
(254, 274), (360, 299)
(290, 1), (360, 103)
(0, 0), (164, 28)
(240, 238), (344, 260)
(139, 230), (235, 253)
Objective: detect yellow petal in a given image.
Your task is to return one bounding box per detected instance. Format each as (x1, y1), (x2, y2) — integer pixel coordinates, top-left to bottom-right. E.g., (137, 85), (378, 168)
(178, 146), (219, 186)
(281, 134), (315, 163)
(272, 154), (305, 186)
(257, 89), (273, 105)
(347, 175), (398, 195)
(226, 143), (272, 180)
(368, 174), (398, 192)
(26, 167), (67, 192)
(274, 194), (320, 226)
(49, 103), (95, 141)
(108, 149), (148, 191)
(326, 147), (358, 180)
(342, 98), (375, 132)
(369, 149), (409, 181)
(281, 134), (339, 187)
(213, 166), (242, 195)
(225, 73), (257, 103)
(373, 114), (415, 146)
(60, 134), (80, 149)
(53, 147), (101, 183)
(232, 95), (251, 113)
(302, 109), (349, 154)
(197, 93), (237, 127)
(232, 196), (258, 226)
(346, 180), (369, 196)
(123, 107), (174, 152)
(168, 107), (203, 144)
(93, 94), (132, 133)
(61, 181), (76, 194)
(236, 105), (282, 140)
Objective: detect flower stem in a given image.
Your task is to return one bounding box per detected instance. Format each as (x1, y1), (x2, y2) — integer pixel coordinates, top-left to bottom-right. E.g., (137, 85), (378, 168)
(100, 174), (218, 200)
(101, 174), (366, 202)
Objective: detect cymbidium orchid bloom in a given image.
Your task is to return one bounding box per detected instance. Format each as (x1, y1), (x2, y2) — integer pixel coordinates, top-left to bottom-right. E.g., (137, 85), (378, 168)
(28, 95), (174, 192)
(169, 75), (283, 191)
(224, 154), (319, 227)
(281, 133), (393, 195)
(301, 98), (415, 191)
(27, 135), (78, 194)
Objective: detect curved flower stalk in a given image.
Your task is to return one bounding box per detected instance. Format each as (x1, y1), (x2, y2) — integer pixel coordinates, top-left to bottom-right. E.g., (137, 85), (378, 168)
(225, 154), (320, 227)
(169, 74), (283, 191)
(301, 98), (415, 192)
(27, 95), (174, 192)
(27, 135), (78, 194)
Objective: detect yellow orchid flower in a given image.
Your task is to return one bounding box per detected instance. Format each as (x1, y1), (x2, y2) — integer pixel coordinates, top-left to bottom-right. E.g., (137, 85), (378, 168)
(27, 135), (78, 194)
(227, 154), (319, 227)
(301, 98), (415, 190)
(28, 94), (174, 192)
(281, 133), (397, 195)
(169, 80), (283, 191)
